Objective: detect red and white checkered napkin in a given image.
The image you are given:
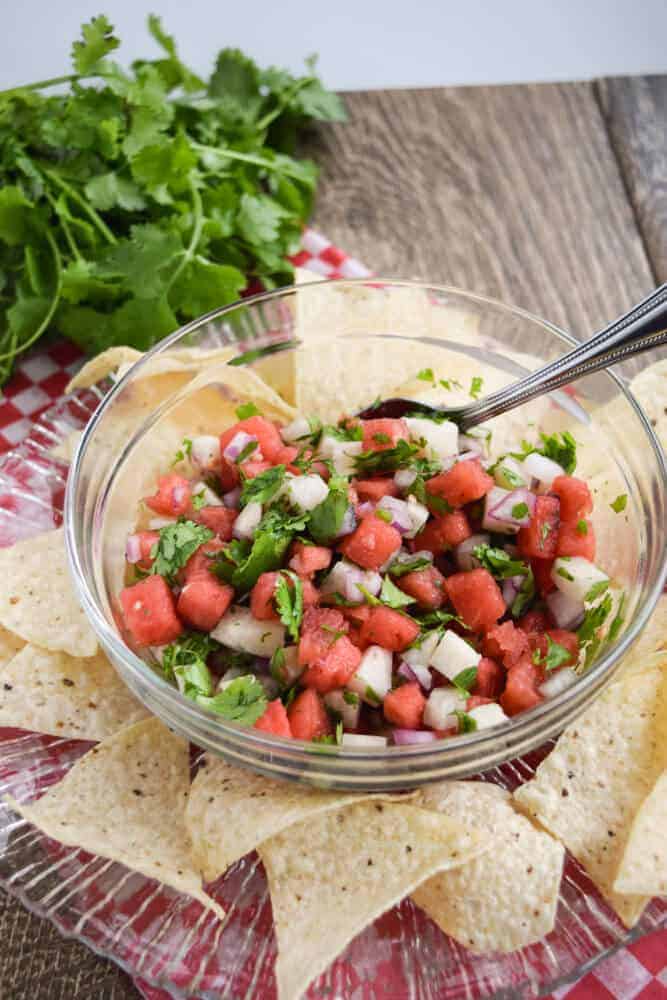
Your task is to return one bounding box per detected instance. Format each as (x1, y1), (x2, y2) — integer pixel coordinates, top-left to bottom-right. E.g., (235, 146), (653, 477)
(0, 229), (664, 1000)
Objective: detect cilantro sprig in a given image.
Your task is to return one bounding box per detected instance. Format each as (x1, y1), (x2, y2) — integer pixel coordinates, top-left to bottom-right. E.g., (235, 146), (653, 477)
(150, 519), (213, 583)
(274, 571), (304, 642)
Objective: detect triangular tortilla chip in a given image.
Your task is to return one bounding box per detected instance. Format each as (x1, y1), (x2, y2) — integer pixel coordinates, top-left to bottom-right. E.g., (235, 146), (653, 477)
(0, 644), (148, 740)
(628, 359), (667, 451)
(514, 666), (667, 926)
(185, 756), (407, 882)
(260, 800), (487, 1000)
(613, 770), (667, 896)
(5, 718), (224, 921)
(0, 626), (24, 667)
(412, 782), (564, 953)
(66, 346), (142, 391)
(0, 528), (97, 658)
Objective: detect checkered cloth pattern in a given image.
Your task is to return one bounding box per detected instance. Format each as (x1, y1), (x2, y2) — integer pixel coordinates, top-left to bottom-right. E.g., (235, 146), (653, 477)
(0, 229), (664, 1000)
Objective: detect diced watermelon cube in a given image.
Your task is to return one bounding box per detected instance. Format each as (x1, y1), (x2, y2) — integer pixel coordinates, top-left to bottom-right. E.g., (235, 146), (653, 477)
(274, 444), (300, 468)
(288, 541), (332, 577)
(219, 415), (283, 462)
(354, 478), (399, 502)
(445, 568), (505, 632)
(551, 475), (593, 522)
(177, 575), (233, 631)
(254, 699), (292, 738)
(361, 418), (409, 452)
(184, 537), (226, 581)
(425, 460), (494, 509)
(556, 520), (596, 560)
(359, 606), (420, 651)
(398, 566), (446, 608)
(288, 689), (332, 740)
(301, 633), (362, 693)
(466, 695), (494, 710)
(413, 510), (471, 554)
(145, 474), (192, 517)
(517, 495), (560, 559)
(195, 506), (237, 540)
(338, 516), (402, 570)
(517, 609), (550, 634)
(218, 456), (240, 492)
(241, 458), (273, 478)
(120, 575), (183, 646)
(383, 682), (426, 729)
(532, 557), (556, 596)
(471, 656), (505, 698)
(500, 656), (543, 716)
(482, 621), (529, 667)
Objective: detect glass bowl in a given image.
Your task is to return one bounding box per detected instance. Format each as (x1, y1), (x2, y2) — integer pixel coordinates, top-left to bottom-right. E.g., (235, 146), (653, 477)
(64, 279), (667, 791)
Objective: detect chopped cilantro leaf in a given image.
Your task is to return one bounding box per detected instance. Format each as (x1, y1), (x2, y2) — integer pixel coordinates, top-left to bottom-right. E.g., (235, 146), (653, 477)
(343, 690), (359, 706)
(240, 464), (285, 507)
(454, 710), (477, 733)
(610, 494), (628, 513)
(469, 376), (484, 399)
(417, 609), (466, 628)
(417, 368), (435, 382)
(197, 675), (267, 726)
(191, 490), (206, 512)
(425, 491), (453, 514)
(270, 647), (287, 685)
(533, 635), (572, 671)
(365, 684), (381, 705)
(557, 567), (575, 582)
(335, 719), (343, 744)
(150, 520), (213, 583)
(585, 579), (609, 603)
(472, 544), (529, 580)
(235, 402), (261, 420)
(379, 576), (414, 609)
(440, 377), (462, 391)
(354, 439), (420, 476)
(321, 623), (346, 643)
(389, 555), (432, 577)
(539, 431), (577, 474)
(373, 432), (391, 444)
(161, 632), (216, 687)
(375, 508), (393, 523)
(323, 423), (363, 442)
(511, 568), (535, 618)
(171, 437), (192, 466)
(308, 475), (349, 545)
(608, 593), (626, 643)
(452, 666), (478, 696)
(235, 439), (259, 464)
(578, 592), (613, 643)
(511, 502), (529, 519)
(211, 530), (291, 593)
(576, 519), (588, 535)
(274, 570), (304, 643)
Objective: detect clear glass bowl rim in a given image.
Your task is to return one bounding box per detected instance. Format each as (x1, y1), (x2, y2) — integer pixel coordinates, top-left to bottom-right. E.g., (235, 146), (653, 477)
(64, 278), (667, 774)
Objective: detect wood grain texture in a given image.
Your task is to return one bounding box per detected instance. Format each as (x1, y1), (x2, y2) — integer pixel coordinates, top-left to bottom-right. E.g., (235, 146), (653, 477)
(596, 75), (667, 282)
(303, 82), (656, 334)
(0, 888), (135, 999)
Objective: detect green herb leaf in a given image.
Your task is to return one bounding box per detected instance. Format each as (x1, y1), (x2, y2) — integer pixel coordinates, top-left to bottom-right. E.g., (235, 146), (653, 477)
(469, 375), (484, 399)
(171, 437), (192, 466)
(511, 567), (536, 618)
(417, 368), (435, 382)
(197, 675), (267, 726)
(472, 544), (529, 580)
(354, 439), (420, 476)
(191, 490), (206, 512)
(539, 431), (577, 475)
(236, 401), (261, 420)
(576, 519), (588, 535)
(578, 592), (613, 644)
(533, 635), (572, 672)
(379, 576), (414, 609)
(211, 530), (291, 593)
(375, 508), (393, 523)
(389, 555), (433, 577)
(454, 710), (477, 734)
(610, 494), (628, 513)
(452, 667), (478, 696)
(240, 465), (286, 507)
(343, 690), (359, 706)
(274, 570), (304, 643)
(585, 579), (609, 603)
(71, 15), (120, 74)
(308, 475), (348, 545)
(511, 502), (529, 519)
(150, 520), (213, 583)
(235, 439), (259, 464)
(608, 592), (626, 643)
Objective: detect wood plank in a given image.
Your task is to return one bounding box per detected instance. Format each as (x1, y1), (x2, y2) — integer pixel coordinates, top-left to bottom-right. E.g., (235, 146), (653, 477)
(303, 82), (655, 335)
(596, 75), (667, 282)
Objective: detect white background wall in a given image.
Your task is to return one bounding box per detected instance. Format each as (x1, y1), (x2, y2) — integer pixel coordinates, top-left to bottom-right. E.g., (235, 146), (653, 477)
(2, 0), (666, 92)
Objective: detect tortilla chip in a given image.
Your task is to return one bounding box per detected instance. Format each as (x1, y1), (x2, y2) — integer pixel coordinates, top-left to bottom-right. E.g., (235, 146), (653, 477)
(186, 756), (407, 882)
(66, 347), (142, 391)
(5, 718), (224, 921)
(613, 770), (667, 896)
(412, 782), (564, 953)
(623, 594), (667, 668)
(0, 644), (148, 740)
(49, 428), (83, 462)
(629, 359), (667, 450)
(0, 626), (25, 667)
(514, 666), (667, 926)
(0, 528), (97, 658)
(260, 800), (487, 1000)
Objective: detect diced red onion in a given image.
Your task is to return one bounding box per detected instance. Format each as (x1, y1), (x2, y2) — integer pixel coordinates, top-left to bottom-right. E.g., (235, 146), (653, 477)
(253, 656), (271, 673)
(455, 533), (491, 571)
(394, 468), (417, 490)
(357, 501), (375, 518)
(502, 575), (524, 606)
(125, 534), (142, 564)
(377, 496), (413, 534)
(223, 431), (258, 462)
(488, 487), (536, 527)
(546, 589), (585, 630)
(398, 660), (433, 691)
(223, 487), (241, 509)
(393, 729), (438, 745)
(335, 506), (357, 538)
(321, 560), (382, 602)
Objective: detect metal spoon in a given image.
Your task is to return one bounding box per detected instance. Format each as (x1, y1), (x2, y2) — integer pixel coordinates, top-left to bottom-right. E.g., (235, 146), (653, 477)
(358, 284), (667, 429)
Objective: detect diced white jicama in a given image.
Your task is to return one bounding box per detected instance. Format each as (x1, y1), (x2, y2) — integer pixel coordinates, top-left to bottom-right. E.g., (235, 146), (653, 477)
(460, 425), (492, 457)
(493, 456), (526, 490)
(148, 516), (176, 530)
(404, 416), (458, 461)
(342, 733), (388, 748)
(405, 495), (430, 537)
(320, 559), (382, 603)
(551, 556), (609, 604)
(468, 702), (509, 729)
(430, 630), (481, 681)
(403, 629), (440, 668)
(150, 645), (167, 664)
(455, 533), (490, 571)
(521, 452), (564, 492)
(232, 501), (262, 540)
(190, 435), (220, 470)
(348, 645), (393, 704)
(191, 481), (223, 507)
(272, 645), (303, 687)
(281, 416), (311, 443)
(482, 487), (520, 535)
(394, 468), (418, 491)
(539, 667), (578, 698)
(325, 439), (363, 476)
(211, 606), (285, 656)
(286, 473), (329, 511)
(423, 687), (467, 729)
(324, 689), (361, 730)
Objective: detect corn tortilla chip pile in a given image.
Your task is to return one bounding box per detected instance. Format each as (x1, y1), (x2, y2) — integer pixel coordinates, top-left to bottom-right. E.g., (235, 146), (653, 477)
(613, 770), (667, 896)
(7, 718), (225, 920)
(412, 782), (565, 953)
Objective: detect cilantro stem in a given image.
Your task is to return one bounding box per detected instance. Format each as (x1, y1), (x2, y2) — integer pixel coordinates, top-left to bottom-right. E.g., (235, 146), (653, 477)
(255, 76), (316, 131)
(166, 179), (204, 290)
(0, 231), (62, 362)
(42, 169), (117, 245)
(0, 72), (114, 98)
(45, 191), (82, 262)
(192, 141), (308, 181)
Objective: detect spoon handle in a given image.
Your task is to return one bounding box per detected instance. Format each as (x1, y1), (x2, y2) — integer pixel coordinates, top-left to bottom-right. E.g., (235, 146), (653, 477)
(460, 283), (667, 429)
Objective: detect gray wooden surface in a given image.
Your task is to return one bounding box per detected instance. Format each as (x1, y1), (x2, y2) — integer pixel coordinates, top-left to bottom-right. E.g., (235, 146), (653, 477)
(1, 74), (665, 1000)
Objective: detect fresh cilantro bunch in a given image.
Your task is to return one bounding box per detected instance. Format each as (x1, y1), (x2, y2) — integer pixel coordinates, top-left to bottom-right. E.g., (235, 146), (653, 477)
(0, 15), (345, 383)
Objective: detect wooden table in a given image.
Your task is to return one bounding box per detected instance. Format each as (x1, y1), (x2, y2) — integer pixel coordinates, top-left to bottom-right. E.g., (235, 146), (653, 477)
(1, 74), (665, 1000)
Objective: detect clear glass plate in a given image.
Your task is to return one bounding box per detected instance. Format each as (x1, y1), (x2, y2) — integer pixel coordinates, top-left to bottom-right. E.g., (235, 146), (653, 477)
(0, 387), (665, 1000)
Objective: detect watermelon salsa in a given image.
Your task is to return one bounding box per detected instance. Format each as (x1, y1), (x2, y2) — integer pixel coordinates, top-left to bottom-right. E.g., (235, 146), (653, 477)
(119, 396), (623, 748)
